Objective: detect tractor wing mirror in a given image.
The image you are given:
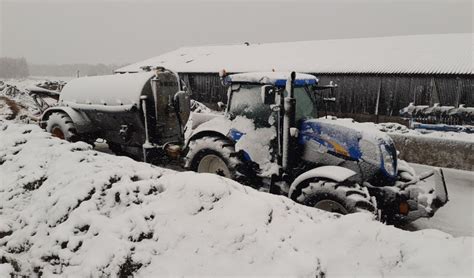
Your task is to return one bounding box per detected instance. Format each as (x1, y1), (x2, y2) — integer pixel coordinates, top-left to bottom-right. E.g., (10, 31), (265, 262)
(261, 85), (275, 105)
(217, 101), (227, 111)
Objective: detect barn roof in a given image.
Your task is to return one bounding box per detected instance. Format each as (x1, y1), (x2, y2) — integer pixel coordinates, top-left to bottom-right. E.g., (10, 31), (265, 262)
(116, 33), (473, 75)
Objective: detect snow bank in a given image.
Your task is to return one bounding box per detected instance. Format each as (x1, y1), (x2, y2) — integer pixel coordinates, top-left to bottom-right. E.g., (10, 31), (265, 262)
(377, 122), (474, 143)
(0, 120), (472, 277)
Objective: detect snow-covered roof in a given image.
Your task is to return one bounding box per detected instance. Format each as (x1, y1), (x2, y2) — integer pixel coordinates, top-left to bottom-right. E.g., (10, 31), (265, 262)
(116, 33), (473, 75)
(227, 72), (318, 86)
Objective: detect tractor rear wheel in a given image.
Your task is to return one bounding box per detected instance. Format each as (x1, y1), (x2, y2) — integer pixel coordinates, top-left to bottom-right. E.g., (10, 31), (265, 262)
(185, 136), (258, 185)
(45, 112), (78, 142)
(295, 179), (377, 215)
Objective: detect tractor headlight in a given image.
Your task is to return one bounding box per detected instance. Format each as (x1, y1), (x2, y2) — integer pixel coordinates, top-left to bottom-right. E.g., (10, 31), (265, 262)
(359, 139), (380, 165)
(380, 144), (395, 176)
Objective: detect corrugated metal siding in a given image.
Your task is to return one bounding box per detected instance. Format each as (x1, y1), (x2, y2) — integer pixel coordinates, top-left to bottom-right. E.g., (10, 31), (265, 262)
(117, 33), (473, 75)
(181, 73), (473, 122)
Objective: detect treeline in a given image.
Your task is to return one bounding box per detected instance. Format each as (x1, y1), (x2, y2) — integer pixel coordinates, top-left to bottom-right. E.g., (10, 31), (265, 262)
(29, 63), (124, 77)
(0, 56), (126, 78)
(0, 57), (29, 78)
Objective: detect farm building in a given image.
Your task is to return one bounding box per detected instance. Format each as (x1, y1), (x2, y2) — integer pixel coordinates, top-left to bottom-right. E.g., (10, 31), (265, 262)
(116, 33), (473, 123)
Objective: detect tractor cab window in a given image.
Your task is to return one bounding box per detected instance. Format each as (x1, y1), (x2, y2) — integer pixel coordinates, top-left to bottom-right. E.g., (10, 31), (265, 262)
(228, 84), (273, 127)
(279, 87), (317, 120)
(294, 87), (317, 120)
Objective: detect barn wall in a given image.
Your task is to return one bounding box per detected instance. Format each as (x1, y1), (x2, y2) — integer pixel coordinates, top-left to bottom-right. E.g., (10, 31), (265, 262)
(181, 73), (473, 123)
(182, 73), (227, 110)
(315, 74), (473, 113)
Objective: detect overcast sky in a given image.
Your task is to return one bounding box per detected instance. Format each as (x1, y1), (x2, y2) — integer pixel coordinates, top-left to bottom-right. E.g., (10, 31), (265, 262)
(0, 0), (472, 65)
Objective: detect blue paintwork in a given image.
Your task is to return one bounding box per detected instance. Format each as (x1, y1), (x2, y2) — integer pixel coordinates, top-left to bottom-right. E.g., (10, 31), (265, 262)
(298, 120), (363, 161)
(229, 128), (244, 141)
(298, 119), (397, 179)
(274, 78), (318, 87)
(412, 122), (474, 133)
(228, 128), (252, 161)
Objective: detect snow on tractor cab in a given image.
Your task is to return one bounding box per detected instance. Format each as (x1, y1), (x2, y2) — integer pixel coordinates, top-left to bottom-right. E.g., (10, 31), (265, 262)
(40, 67), (191, 164)
(184, 71), (449, 224)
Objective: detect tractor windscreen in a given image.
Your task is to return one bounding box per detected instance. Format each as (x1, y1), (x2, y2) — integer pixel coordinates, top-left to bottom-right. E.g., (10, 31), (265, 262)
(228, 85), (273, 127)
(228, 84), (317, 127)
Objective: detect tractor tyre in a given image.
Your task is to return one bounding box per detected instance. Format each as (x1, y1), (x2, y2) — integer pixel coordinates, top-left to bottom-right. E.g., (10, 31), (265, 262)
(295, 179), (377, 215)
(45, 112), (78, 142)
(108, 142), (126, 156)
(185, 136), (259, 185)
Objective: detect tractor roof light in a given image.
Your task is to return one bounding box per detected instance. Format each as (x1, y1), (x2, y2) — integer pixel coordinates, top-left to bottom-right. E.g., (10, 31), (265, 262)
(154, 66), (166, 77)
(219, 69), (227, 78)
(219, 69), (231, 86)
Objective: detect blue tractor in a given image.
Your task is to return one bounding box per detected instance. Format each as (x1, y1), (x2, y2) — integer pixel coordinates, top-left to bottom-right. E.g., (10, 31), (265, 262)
(184, 71), (448, 224)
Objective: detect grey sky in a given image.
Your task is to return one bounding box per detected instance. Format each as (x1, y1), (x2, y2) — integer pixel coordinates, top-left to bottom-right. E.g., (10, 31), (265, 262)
(1, 0), (472, 65)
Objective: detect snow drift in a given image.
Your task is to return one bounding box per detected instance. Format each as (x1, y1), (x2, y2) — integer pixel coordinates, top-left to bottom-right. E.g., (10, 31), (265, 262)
(0, 120), (472, 277)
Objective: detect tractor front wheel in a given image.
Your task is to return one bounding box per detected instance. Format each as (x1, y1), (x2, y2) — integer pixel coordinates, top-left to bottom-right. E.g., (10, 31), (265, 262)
(295, 179), (377, 215)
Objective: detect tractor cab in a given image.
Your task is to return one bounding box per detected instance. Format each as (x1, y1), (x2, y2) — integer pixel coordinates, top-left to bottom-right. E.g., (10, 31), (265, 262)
(221, 72), (334, 127)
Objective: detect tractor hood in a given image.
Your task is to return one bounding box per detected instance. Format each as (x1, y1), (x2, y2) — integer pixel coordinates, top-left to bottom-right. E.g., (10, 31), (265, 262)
(299, 117), (398, 178)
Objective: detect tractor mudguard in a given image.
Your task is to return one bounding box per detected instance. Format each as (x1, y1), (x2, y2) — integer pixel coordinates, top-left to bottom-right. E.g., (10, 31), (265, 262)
(40, 107), (94, 134)
(184, 112), (229, 146)
(288, 166), (357, 200)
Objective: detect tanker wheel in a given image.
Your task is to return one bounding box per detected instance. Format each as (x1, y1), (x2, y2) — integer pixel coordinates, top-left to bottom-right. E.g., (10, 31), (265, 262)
(185, 136), (259, 185)
(294, 179), (377, 215)
(45, 112), (78, 142)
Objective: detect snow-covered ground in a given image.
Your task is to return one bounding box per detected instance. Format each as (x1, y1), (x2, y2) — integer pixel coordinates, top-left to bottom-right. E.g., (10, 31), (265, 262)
(0, 119), (473, 277)
(99, 141), (474, 238)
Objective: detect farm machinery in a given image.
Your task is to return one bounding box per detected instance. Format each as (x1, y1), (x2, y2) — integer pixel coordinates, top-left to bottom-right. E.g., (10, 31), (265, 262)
(39, 69), (448, 224)
(39, 68), (190, 163)
(400, 103), (474, 133)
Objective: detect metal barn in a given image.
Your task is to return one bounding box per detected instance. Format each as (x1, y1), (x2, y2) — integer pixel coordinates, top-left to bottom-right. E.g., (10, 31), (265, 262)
(116, 33), (473, 123)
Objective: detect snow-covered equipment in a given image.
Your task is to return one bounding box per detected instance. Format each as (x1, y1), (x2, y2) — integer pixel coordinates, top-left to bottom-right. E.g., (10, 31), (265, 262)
(26, 85), (61, 115)
(39, 67), (191, 163)
(400, 103), (474, 133)
(184, 71), (448, 224)
(0, 83), (22, 97)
